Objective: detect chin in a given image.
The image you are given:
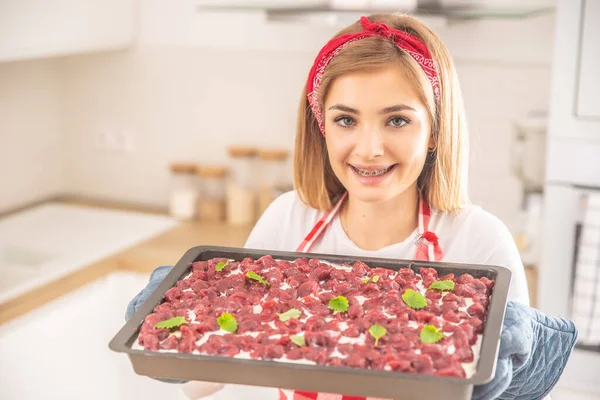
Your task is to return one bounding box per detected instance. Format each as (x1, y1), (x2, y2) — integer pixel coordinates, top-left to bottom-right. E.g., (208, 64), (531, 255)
(347, 186), (396, 204)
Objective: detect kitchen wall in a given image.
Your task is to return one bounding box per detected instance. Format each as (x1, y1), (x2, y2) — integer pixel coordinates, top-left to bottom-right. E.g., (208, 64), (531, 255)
(61, 47), (307, 208)
(1, 2), (555, 229)
(0, 58), (65, 214)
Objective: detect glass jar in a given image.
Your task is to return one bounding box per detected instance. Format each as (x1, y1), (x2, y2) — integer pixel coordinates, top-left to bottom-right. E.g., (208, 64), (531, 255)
(168, 162), (199, 220)
(257, 149), (290, 216)
(197, 165), (228, 222)
(226, 146), (258, 225)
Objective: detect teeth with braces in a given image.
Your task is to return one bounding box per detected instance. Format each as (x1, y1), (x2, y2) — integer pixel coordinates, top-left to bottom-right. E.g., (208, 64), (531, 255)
(356, 167), (390, 176)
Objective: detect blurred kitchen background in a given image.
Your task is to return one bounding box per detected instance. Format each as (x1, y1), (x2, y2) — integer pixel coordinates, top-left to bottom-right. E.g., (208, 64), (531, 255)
(0, 0), (598, 399)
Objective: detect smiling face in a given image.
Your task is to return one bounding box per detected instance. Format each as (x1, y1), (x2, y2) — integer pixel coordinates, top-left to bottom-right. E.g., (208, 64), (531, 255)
(323, 65), (434, 204)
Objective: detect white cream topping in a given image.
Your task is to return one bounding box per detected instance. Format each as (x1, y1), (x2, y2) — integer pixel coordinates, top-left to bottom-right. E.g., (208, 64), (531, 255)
(464, 298), (474, 309)
(195, 329), (227, 347)
(462, 335), (482, 377)
(339, 333), (366, 345)
(330, 349), (348, 359)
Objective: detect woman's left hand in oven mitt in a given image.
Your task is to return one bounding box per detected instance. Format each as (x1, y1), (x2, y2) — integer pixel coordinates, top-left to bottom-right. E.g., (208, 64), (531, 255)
(125, 266), (173, 321)
(472, 301), (578, 400)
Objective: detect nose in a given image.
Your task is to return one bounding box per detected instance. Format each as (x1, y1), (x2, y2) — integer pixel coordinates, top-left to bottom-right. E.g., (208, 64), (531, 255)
(354, 128), (384, 160)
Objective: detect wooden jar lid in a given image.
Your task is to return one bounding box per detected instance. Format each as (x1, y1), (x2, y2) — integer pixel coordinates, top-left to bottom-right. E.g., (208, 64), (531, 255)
(228, 146), (258, 158)
(169, 162), (197, 174)
(197, 165), (228, 178)
(258, 149), (290, 161)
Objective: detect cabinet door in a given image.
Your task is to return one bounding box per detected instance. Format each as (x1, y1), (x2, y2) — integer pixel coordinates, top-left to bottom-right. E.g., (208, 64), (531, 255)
(0, 0), (135, 63)
(547, 0), (599, 143)
(576, 0), (600, 119)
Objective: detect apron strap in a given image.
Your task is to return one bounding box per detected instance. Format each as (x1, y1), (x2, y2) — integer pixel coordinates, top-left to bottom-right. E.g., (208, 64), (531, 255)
(415, 199), (443, 261)
(296, 191), (443, 262)
(296, 191), (348, 253)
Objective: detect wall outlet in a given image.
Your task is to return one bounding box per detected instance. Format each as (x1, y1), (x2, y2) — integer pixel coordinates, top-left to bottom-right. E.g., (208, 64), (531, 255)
(95, 129), (136, 153)
(120, 130), (136, 153)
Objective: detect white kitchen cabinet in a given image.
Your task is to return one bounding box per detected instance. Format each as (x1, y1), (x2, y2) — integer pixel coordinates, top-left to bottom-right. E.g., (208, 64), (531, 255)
(0, 0), (136, 63)
(576, 0), (600, 119)
(546, 0), (600, 144)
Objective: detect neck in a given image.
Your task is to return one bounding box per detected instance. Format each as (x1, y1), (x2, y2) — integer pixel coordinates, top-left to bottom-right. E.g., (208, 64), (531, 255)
(341, 184), (420, 251)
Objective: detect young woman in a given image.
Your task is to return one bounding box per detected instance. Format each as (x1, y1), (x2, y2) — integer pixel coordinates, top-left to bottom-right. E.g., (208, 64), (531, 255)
(164, 12), (531, 400)
(247, 12), (529, 304)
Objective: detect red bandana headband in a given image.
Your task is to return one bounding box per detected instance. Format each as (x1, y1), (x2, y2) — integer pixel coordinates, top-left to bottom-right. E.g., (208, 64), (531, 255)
(306, 16), (440, 135)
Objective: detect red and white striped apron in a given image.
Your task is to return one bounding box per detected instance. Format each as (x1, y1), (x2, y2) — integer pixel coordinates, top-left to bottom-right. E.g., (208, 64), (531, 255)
(280, 192), (443, 400)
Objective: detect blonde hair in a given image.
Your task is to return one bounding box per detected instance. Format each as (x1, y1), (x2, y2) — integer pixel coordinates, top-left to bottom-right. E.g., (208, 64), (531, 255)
(293, 13), (469, 212)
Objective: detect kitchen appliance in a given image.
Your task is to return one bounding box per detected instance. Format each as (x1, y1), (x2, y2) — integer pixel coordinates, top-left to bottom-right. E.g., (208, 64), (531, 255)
(510, 111), (547, 267)
(538, 0), (600, 394)
(109, 245), (511, 400)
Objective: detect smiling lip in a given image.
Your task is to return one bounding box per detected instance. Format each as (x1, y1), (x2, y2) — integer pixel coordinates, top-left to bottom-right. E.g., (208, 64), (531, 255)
(348, 163), (397, 185)
(349, 164), (394, 171)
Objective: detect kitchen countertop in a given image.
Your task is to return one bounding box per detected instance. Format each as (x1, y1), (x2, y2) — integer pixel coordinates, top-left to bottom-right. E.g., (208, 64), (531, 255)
(0, 199), (254, 325)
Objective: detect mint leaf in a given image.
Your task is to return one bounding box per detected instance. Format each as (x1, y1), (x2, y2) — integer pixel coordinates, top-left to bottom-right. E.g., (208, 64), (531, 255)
(420, 325), (443, 344)
(402, 289), (428, 309)
(368, 324), (387, 346)
(372, 275), (380, 283)
(290, 335), (306, 347)
(154, 316), (188, 329)
(428, 280), (454, 291)
(328, 295), (349, 313)
(217, 312), (238, 333)
(215, 260), (229, 272)
(361, 277), (370, 283)
(278, 308), (302, 322)
(246, 271), (270, 286)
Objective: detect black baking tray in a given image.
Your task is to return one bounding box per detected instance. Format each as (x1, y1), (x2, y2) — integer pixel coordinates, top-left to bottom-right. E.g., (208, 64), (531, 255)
(109, 246), (512, 399)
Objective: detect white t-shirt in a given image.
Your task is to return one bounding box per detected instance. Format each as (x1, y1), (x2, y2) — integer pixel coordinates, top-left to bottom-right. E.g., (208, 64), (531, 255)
(245, 190), (530, 306)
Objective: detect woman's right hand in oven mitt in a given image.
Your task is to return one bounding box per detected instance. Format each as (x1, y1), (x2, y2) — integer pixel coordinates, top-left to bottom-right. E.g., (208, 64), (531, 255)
(472, 301), (578, 400)
(125, 266), (224, 399)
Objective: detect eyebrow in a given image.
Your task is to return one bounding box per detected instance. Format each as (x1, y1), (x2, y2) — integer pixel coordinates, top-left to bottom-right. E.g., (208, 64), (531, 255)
(327, 104), (417, 114)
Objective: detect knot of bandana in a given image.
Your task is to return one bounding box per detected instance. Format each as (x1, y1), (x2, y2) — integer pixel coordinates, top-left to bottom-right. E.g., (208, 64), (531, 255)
(360, 16), (395, 39)
(306, 16), (440, 136)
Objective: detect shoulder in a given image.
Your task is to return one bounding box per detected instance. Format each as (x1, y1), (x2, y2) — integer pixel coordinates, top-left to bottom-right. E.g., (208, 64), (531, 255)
(434, 204), (514, 250)
(259, 190), (323, 225)
(244, 190), (322, 251)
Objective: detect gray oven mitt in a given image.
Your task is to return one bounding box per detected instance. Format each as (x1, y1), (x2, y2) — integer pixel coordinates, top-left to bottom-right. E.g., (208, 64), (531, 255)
(126, 266), (186, 384)
(471, 301), (578, 400)
(126, 267), (579, 399)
